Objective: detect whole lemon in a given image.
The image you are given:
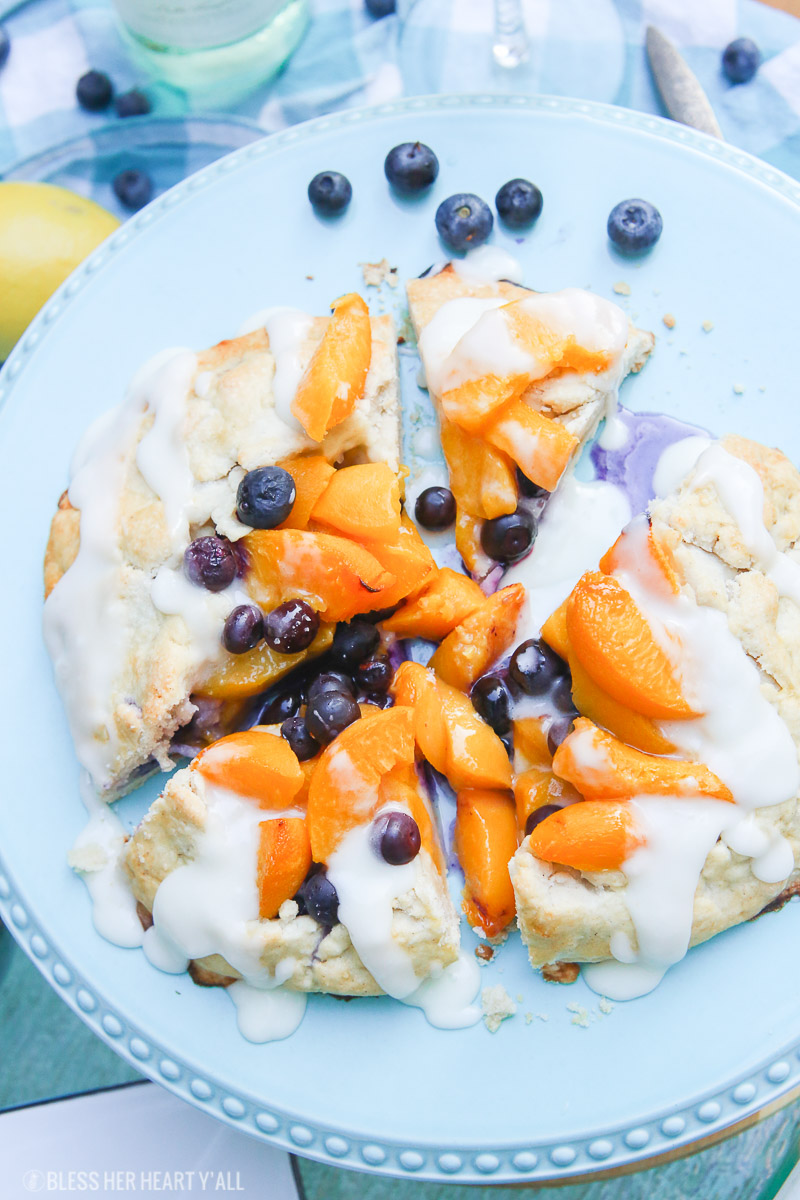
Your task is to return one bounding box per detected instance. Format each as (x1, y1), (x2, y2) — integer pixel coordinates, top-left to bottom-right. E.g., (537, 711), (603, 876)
(0, 182), (120, 360)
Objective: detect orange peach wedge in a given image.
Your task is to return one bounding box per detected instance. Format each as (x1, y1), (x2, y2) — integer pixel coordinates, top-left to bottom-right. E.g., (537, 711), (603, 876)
(455, 788), (518, 938)
(257, 817), (312, 919)
(195, 624), (333, 701)
(193, 729), (304, 809)
(484, 400), (578, 494)
(429, 582), (525, 692)
(382, 567), (485, 641)
(276, 455), (335, 530)
(440, 417), (518, 520)
(528, 800), (642, 873)
(312, 462), (402, 543)
(292, 293), (371, 442)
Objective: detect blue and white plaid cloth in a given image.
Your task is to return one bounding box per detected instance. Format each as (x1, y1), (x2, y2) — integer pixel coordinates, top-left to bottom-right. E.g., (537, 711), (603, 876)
(0, 0), (799, 178)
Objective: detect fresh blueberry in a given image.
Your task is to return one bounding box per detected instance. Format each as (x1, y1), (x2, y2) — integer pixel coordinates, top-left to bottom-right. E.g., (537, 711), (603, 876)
(305, 690), (361, 745)
(115, 89), (151, 118)
(372, 811), (421, 865)
(525, 804), (561, 837)
(509, 638), (564, 696)
(183, 536), (236, 592)
(607, 199), (663, 254)
(222, 604), (264, 654)
(546, 715), (575, 757)
(236, 466), (296, 529)
(722, 37), (760, 84)
(495, 178), (543, 228)
(551, 673), (578, 715)
(384, 142), (439, 194)
(366, 690), (394, 709)
(264, 599), (319, 654)
(307, 671), (355, 704)
(516, 469), (549, 500)
(0, 26), (10, 70)
(357, 658), (392, 694)
(480, 509), (536, 563)
(308, 171), (352, 215)
(471, 675), (511, 735)
(112, 169), (152, 212)
(435, 193), (493, 253)
(297, 870), (339, 925)
(330, 619), (380, 666)
(365, 0), (395, 15)
(415, 485), (455, 530)
(281, 715), (318, 762)
(256, 688), (303, 725)
(76, 69), (113, 112)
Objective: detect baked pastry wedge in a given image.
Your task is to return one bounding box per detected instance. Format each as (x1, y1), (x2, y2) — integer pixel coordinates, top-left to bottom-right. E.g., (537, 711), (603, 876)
(43, 297), (402, 799)
(406, 264), (654, 576)
(509, 434), (800, 995)
(124, 710), (462, 1001)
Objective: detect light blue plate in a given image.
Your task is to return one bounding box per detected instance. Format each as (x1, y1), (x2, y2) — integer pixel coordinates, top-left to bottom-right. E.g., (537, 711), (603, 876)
(2, 95), (800, 1185)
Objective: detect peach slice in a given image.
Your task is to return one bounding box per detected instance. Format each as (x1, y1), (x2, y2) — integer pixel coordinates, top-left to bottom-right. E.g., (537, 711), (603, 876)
(257, 817), (312, 920)
(307, 706), (416, 862)
(276, 455), (335, 530)
(528, 799), (642, 873)
(391, 662), (513, 791)
(429, 582), (525, 691)
(553, 718), (732, 802)
(195, 624), (333, 701)
(503, 303), (616, 378)
(361, 514), (436, 609)
(381, 567), (485, 640)
(291, 293), (371, 442)
(484, 400), (578, 494)
(541, 600), (570, 661)
(378, 762), (444, 873)
(311, 462), (402, 543)
(455, 507), (493, 579)
(244, 528), (395, 623)
(513, 717), (552, 768)
(441, 373), (529, 434)
(440, 417), (518, 520)
(566, 572), (699, 721)
(513, 766), (553, 832)
(193, 729), (304, 808)
(455, 788), (518, 938)
(600, 523), (681, 598)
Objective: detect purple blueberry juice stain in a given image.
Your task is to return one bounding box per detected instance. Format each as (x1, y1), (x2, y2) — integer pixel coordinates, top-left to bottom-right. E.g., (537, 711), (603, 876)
(592, 407), (709, 516)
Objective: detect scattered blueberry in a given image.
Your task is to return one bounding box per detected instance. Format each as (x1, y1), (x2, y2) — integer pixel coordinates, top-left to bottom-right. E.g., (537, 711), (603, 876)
(480, 509), (536, 564)
(366, 690), (394, 709)
(307, 671), (355, 704)
(305, 690), (361, 745)
(115, 89), (151, 118)
(222, 604), (264, 654)
(0, 26), (10, 70)
(495, 178), (543, 228)
(517, 470), (549, 500)
(264, 599), (319, 654)
(256, 688), (303, 725)
(372, 811), (421, 865)
(297, 870), (339, 925)
(112, 168), (152, 212)
(365, 0), (395, 16)
(384, 142), (439, 194)
(76, 69), (113, 112)
(308, 171), (352, 216)
(415, 485), (455, 530)
(435, 193), (493, 253)
(183, 536), (236, 593)
(357, 658), (392, 694)
(551, 673), (578, 715)
(236, 466), (296, 529)
(546, 715), (575, 757)
(281, 715), (318, 762)
(722, 37), (760, 84)
(525, 804), (561, 837)
(509, 638), (564, 696)
(330, 619), (380, 666)
(471, 675), (511, 735)
(607, 199), (663, 254)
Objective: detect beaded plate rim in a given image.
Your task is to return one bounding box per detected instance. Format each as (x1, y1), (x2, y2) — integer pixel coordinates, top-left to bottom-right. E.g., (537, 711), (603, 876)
(2, 93), (800, 1184)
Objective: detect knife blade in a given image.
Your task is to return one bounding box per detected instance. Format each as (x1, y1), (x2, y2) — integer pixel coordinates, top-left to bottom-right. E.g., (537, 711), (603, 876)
(646, 25), (724, 141)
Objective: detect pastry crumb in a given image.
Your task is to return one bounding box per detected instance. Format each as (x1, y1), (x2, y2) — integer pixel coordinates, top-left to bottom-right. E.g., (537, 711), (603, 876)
(535, 1011), (550, 1022)
(599, 997), (615, 1014)
(360, 258), (399, 289)
(305, 274), (314, 280)
(541, 960), (580, 984)
(662, 313), (675, 329)
(732, 383), (745, 395)
(515, 993), (523, 1003)
(475, 943), (494, 963)
(482, 985), (516, 1033)
(524, 1012), (533, 1025)
(278, 899), (299, 923)
(612, 281), (631, 296)
(702, 319), (714, 332)
(68, 843), (109, 873)
(567, 1002), (590, 1028)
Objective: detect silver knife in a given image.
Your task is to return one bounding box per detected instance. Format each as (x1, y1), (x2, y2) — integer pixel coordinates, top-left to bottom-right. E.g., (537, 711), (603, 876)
(646, 25), (724, 140)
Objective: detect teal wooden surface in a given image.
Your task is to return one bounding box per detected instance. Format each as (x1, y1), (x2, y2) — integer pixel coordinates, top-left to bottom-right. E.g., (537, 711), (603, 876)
(1, 932), (798, 1199)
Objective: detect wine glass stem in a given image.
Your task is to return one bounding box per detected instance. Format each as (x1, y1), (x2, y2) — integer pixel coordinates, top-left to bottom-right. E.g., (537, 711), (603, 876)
(493, 0), (528, 69)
